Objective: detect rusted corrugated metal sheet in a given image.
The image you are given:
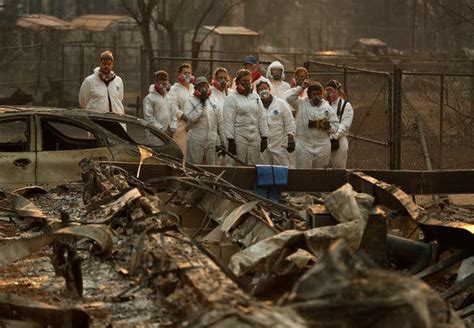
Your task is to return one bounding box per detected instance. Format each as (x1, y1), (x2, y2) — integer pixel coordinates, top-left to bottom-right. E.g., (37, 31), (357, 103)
(71, 15), (131, 31)
(16, 14), (72, 30)
(203, 25), (259, 36)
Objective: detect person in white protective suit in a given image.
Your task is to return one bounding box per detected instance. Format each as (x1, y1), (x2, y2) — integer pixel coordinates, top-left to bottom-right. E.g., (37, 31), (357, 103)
(325, 79), (354, 169)
(256, 79), (295, 166)
(230, 55), (262, 91)
(79, 50), (124, 114)
(286, 81), (339, 169)
(168, 63), (194, 156)
(284, 67), (309, 168)
(184, 76), (225, 165)
(210, 67), (231, 164)
(142, 70), (176, 138)
(266, 61), (291, 99)
(224, 69), (269, 166)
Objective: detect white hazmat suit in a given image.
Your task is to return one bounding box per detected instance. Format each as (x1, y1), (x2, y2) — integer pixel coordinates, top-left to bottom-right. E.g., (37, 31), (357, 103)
(261, 97), (295, 166)
(287, 86), (338, 169)
(266, 61), (291, 99)
(210, 85), (230, 166)
(168, 82), (194, 155)
(79, 67), (124, 114)
(185, 96), (225, 165)
(224, 92), (269, 165)
(329, 97), (354, 169)
(142, 84), (177, 133)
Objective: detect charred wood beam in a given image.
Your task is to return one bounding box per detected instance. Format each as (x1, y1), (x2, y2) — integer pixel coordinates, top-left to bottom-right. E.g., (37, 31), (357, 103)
(415, 249), (473, 280)
(0, 294), (89, 327)
(108, 162), (474, 195)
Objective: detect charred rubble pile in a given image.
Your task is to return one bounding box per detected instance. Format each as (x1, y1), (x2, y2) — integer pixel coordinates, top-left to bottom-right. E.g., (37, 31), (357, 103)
(0, 158), (471, 327)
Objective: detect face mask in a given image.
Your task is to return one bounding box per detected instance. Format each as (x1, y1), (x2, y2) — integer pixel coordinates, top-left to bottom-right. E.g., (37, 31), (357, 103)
(242, 82), (252, 92)
(259, 90), (271, 99)
(311, 96), (322, 106)
(184, 74), (192, 84)
(200, 87), (209, 97)
(326, 90), (338, 103)
(102, 72), (114, 81)
(219, 78), (228, 88)
(271, 71), (282, 80)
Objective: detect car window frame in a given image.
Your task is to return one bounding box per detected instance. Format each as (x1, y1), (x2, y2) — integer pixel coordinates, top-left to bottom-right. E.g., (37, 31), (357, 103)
(90, 117), (170, 149)
(0, 114), (33, 152)
(35, 115), (107, 152)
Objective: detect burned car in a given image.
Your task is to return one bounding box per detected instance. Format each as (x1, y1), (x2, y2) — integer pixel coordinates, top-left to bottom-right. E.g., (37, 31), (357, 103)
(0, 106), (182, 189)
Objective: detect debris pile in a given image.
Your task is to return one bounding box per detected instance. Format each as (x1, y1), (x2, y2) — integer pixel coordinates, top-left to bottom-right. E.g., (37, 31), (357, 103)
(0, 158), (471, 326)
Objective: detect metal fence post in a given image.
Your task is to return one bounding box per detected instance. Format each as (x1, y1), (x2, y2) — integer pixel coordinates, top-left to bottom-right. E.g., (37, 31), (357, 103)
(343, 65), (348, 97)
(471, 60), (474, 118)
(391, 67), (402, 170)
(140, 46), (146, 103)
(79, 43), (84, 86)
(439, 74), (444, 170)
(60, 43), (64, 107)
(210, 45), (214, 77)
(387, 74), (393, 169)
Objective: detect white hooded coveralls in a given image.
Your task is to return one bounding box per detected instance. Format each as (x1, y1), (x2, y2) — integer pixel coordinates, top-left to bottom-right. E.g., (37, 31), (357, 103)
(266, 61), (291, 99)
(261, 97), (296, 166)
(224, 92), (269, 166)
(79, 67), (124, 114)
(185, 96), (225, 165)
(210, 85), (230, 166)
(329, 97), (354, 169)
(143, 84), (177, 133)
(287, 86), (339, 169)
(168, 82), (194, 155)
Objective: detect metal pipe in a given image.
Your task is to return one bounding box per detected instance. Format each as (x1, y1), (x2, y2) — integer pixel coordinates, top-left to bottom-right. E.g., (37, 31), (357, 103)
(440, 74), (444, 169)
(307, 60), (391, 76)
(386, 234), (432, 273)
(416, 116), (432, 170)
(401, 71), (474, 77)
(347, 134), (390, 146)
(215, 145), (249, 166)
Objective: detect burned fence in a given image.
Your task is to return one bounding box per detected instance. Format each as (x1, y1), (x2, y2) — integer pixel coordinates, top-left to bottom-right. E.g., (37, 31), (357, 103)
(305, 60), (393, 170)
(305, 60), (474, 170)
(400, 70), (474, 170)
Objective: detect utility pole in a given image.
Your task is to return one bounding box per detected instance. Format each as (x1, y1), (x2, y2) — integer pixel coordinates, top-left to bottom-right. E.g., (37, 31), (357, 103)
(412, 0), (417, 55)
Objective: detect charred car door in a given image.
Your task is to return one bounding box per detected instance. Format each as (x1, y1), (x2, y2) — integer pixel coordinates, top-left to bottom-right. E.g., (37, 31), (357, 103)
(35, 115), (114, 187)
(0, 115), (36, 190)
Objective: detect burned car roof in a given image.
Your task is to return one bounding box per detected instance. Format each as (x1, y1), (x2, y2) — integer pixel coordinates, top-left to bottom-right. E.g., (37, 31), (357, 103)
(0, 106), (152, 126)
(1, 106), (137, 119)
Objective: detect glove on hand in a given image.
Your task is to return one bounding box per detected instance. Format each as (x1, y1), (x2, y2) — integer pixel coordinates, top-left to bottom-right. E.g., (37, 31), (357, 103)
(227, 139), (237, 155)
(260, 137), (268, 153)
(287, 136), (296, 153)
(320, 118), (331, 130)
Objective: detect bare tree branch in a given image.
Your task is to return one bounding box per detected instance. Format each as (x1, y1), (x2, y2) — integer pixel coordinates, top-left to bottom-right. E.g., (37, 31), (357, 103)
(198, 0), (246, 44)
(433, 0), (474, 25)
(191, 0), (216, 45)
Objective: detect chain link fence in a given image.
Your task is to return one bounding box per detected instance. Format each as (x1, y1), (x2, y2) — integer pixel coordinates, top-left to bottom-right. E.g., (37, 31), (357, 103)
(305, 61), (392, 169)
(1, 42), (473, 170)
(401, 72), (474, 170)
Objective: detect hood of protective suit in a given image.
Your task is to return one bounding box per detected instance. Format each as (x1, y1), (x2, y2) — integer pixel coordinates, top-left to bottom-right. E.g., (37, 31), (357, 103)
(253, 76), (271, 90)
(266, 61), (285, 81)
